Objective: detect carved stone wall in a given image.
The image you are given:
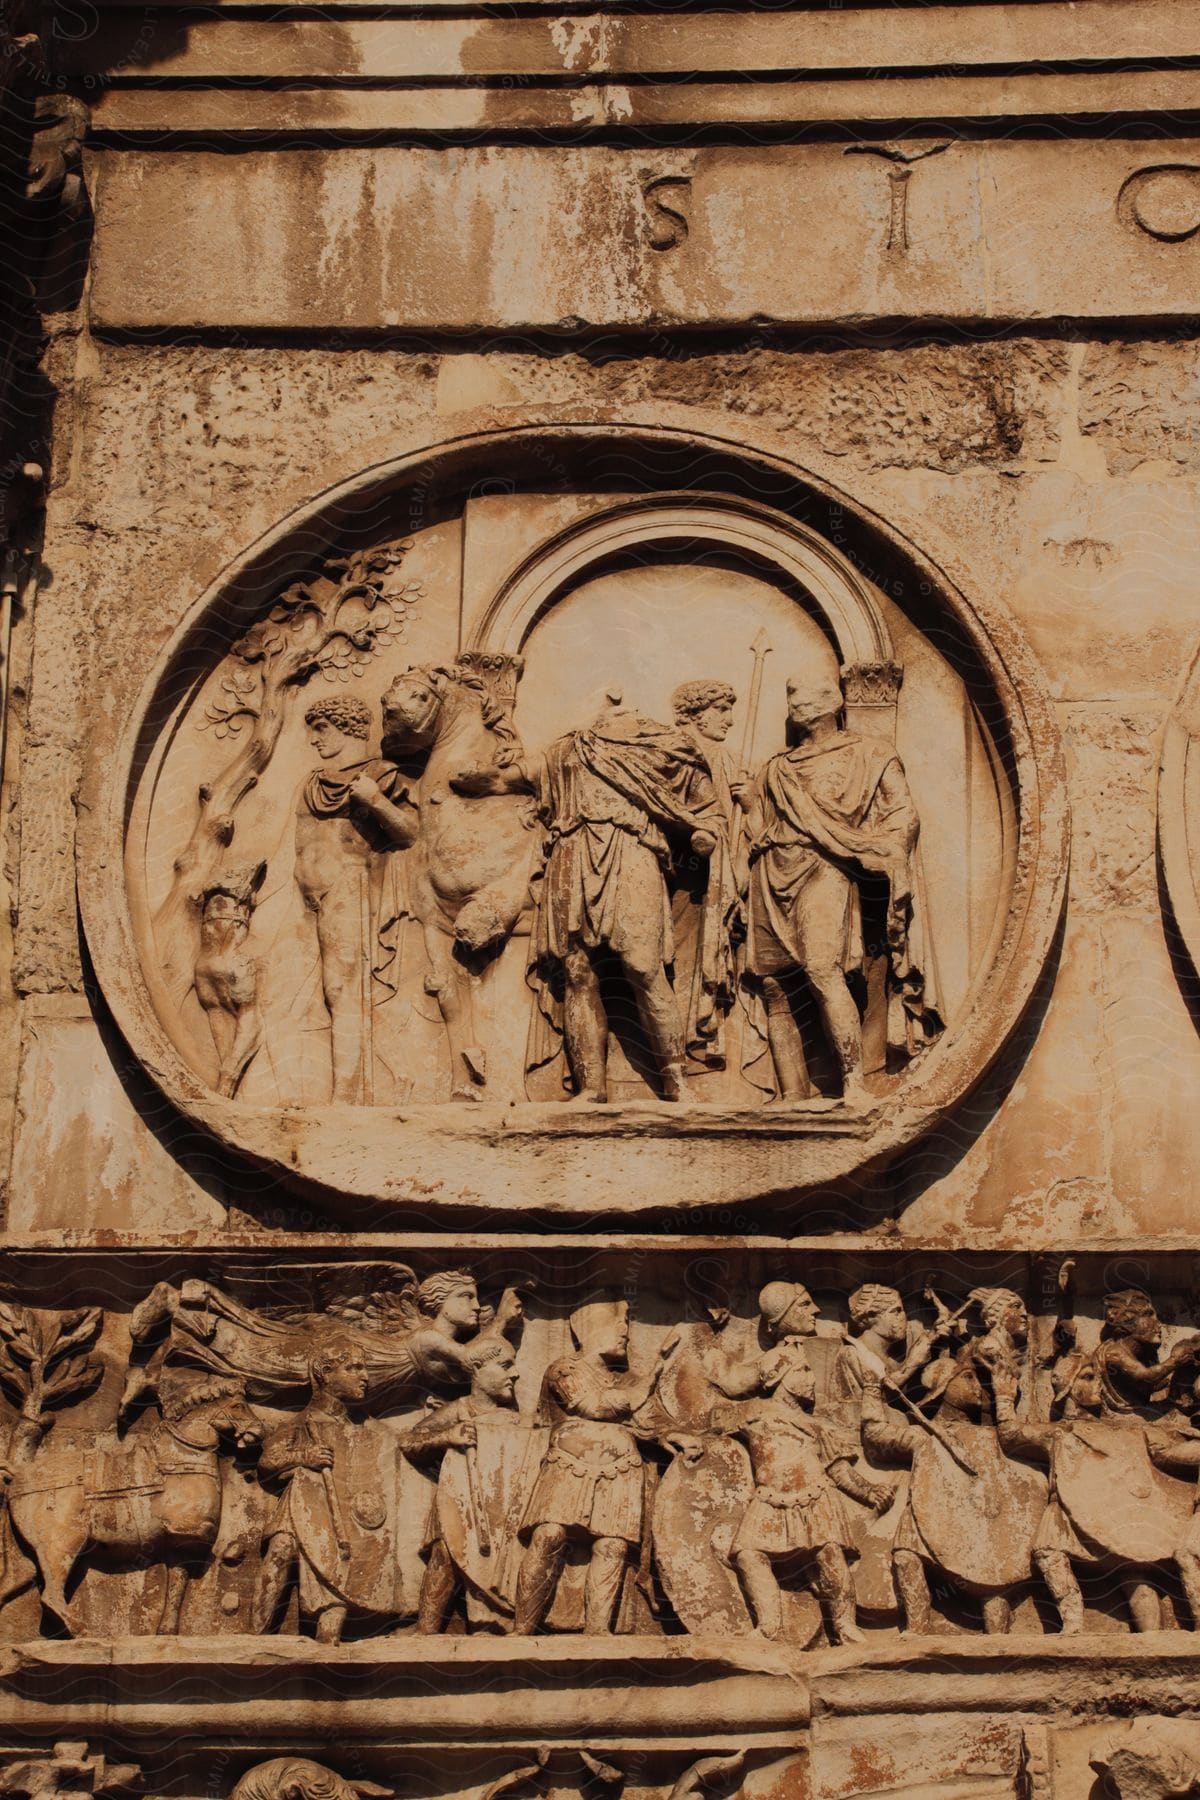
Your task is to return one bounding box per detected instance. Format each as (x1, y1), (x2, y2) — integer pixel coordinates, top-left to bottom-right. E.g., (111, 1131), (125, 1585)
(3, 3), (1200, 1798)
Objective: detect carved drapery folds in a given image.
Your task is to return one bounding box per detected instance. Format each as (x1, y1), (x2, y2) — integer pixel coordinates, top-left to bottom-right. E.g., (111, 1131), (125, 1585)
(3, 1260), (1200, 1647)
(78, 433), (1069, 1222)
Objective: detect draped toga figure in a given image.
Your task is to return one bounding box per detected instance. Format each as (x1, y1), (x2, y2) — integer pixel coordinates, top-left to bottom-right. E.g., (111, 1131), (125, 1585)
(743, 670), (943, 1103)
(452, 699), (738, 1103)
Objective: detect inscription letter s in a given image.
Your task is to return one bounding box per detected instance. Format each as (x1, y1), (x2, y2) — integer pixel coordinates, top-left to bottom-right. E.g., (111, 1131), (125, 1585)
(642, 176), (691, 252)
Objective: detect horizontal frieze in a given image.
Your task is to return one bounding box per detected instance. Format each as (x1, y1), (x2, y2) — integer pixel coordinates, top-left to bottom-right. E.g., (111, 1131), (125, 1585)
(0, 1255), (1198, 1652)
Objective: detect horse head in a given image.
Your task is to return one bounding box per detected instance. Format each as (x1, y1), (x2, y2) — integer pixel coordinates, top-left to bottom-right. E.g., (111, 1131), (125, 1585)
(383, 654), (525, 762)
(381, 664), (449, 753)
(159, 1371), (263, 1453)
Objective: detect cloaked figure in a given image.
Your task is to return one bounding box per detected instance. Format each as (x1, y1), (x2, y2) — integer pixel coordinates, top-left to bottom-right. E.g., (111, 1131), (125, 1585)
(398, 1340), (529, 1634)
(512, 1298), (698, 1634)
(253, 1336), (402, 1643)
(452, 690), (737, 1103)
(742, 670), (942, 1104)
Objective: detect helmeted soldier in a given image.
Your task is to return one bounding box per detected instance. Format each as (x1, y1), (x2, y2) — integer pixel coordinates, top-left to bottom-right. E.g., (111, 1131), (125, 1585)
(513, 1298), (694, 1633)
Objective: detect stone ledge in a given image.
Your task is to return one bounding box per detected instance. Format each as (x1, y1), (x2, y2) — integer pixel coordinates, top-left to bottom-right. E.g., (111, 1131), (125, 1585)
(1, 1637), (1199, 1740)
(0, 1637), (806, 1742)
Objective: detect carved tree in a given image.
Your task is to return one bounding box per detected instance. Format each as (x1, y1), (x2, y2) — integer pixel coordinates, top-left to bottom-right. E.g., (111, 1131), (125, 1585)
(154, 539), (419, 1001)
(0, 1305), (103, 1462)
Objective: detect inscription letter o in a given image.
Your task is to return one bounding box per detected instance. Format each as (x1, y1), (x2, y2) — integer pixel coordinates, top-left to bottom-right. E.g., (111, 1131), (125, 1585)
(1119, 164), (1200, 242)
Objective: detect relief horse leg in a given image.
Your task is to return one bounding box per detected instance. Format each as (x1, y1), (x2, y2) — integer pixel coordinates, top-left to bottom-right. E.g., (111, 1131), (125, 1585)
(9, 1497), (86, 1633)
(157, 1558), (193, 1635)
(1122, 1572), (1164, 1632)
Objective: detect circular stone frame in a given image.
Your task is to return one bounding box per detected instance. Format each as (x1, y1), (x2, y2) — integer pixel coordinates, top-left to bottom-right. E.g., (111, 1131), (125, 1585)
(77, 419), (1070, 1230)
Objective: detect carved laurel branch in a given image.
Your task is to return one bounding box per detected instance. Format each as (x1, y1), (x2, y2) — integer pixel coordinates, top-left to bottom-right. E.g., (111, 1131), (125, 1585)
(0, 1305), (103, 1426)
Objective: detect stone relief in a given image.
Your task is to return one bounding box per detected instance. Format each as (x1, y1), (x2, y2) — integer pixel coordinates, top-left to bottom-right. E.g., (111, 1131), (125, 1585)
(1088, 1721), (1200, 1799)
(193, 862), (267, 1098)
(124, 494), (1019, 1122)
(0, 1747), (139, 1800)
(230, 1764), (389, 1800)
(1118, 165), (1200, 244)
(25, 94), (88, 216)
(0, 1753), (779, 1800)
(80, 463), (1068, 1219)
(5, 1266), (1200, 1645)
(742, 672), (941, 1105)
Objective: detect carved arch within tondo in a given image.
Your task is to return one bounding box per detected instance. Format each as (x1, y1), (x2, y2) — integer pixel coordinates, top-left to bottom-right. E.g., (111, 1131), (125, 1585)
(78, 418), (1070, 1229)
(471, 494), (893, 670)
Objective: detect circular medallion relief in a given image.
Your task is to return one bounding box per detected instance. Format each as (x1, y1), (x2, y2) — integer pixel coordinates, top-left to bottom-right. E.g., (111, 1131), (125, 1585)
(79, 426), (1068, 1226)
(1159, 643), (1200, 989)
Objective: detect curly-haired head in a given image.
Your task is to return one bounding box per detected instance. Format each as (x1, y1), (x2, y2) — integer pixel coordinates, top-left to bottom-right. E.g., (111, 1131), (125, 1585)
(304, 695), (371, 740)
(671, 679), (737, 722)
(972, 1287), (1026, 1332)
(1103, 1288), (1157, 1336)
(416, 1270), (477, 1318)
(847, 1283), (903, 1334)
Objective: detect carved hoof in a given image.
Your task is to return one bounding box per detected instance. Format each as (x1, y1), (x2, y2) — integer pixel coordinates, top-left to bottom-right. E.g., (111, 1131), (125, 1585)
(450, 1086), (486, 1104)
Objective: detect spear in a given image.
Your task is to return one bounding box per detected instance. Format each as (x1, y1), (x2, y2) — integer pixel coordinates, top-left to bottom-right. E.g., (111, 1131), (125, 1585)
(879, 1373), (980, 1478)
(321, 1462), (352, 1561)
(730, 630), (773, 865)
(465, 1433), (491, 1554)
(359, 868), (376, 1106)
(738, 628), (774, 772)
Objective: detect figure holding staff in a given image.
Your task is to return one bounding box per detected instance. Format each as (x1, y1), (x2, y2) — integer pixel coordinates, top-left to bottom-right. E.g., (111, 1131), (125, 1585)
(741, 669), (943, 1105)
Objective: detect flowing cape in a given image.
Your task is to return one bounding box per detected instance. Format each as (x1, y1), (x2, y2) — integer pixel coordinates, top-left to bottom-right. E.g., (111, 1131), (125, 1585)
(526, 718), (739, 1081)
(745, 734), (944, 1077)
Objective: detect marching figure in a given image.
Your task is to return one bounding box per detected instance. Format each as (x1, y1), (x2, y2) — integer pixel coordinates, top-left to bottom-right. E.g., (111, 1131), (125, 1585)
(254, 1336), (399, 1643)
(711, 1283), (894, 1645)
(859, 1290), (1047, 1637)
(742, 670), (942, 1104)
(398, 1340), (527, 1633)
(513, 1299), (696, 1633)
(995, 1288), (1200, 1635)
